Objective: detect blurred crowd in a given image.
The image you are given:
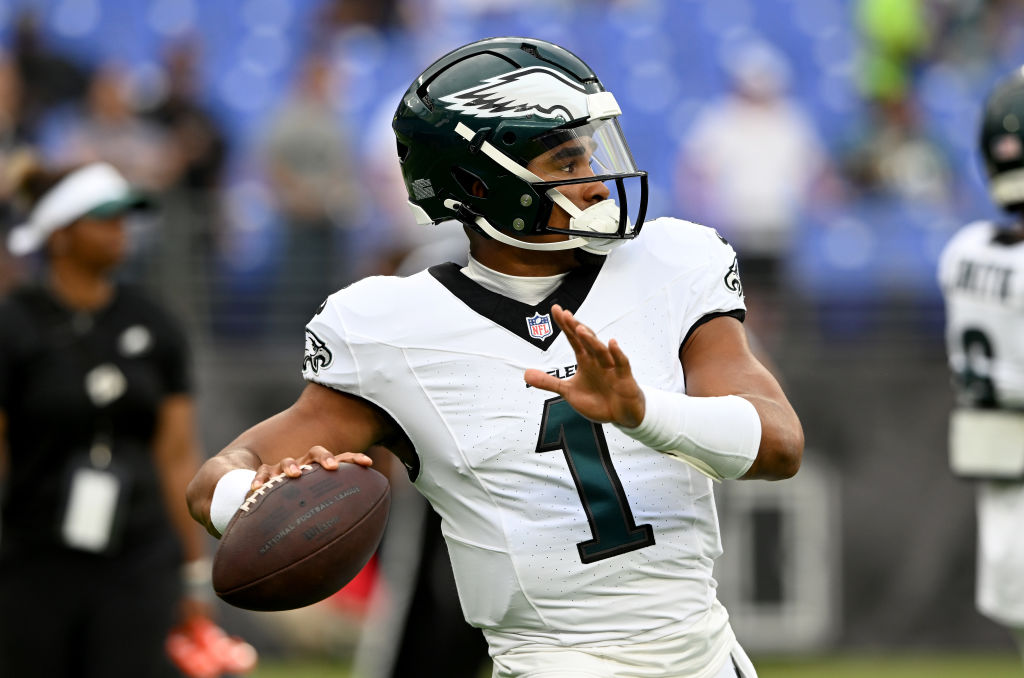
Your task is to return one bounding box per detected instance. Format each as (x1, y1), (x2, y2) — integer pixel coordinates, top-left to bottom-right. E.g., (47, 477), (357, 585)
(1, 0), (1023, 349)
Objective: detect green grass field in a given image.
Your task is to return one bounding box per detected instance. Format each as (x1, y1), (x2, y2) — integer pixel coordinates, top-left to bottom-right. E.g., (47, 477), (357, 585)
(754, 654), (1023, 677)
(249, 653), (1023, 678)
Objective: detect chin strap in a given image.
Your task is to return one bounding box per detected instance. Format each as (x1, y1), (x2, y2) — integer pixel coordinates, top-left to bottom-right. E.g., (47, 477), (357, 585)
(443, 199), (589, 252)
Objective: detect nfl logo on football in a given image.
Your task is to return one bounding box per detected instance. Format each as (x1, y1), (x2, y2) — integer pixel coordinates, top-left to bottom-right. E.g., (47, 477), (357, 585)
(526, 312), (553, 340)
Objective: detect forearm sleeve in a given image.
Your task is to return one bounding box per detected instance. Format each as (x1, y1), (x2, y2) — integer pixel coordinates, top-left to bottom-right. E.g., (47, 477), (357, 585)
(615, 386), (761, 480)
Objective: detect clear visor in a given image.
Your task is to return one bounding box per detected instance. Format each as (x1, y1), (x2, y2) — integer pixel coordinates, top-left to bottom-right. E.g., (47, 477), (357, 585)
(525, 118), (639, 177)
(523, 118), (647, 242)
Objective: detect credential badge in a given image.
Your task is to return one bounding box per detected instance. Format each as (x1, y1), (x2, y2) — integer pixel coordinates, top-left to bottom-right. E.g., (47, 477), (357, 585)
(526, 312), (554, 341)
(303, 329), (333, 374)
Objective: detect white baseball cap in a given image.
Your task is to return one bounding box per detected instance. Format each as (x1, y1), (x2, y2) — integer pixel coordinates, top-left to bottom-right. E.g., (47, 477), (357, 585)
(7, 162), (151, 256)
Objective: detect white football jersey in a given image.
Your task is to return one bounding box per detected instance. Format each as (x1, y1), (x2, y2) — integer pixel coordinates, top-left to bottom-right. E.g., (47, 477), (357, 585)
(938, 220), (1024, 408)
(303, 218), (747, 660)
(939, 220), (1024, 627)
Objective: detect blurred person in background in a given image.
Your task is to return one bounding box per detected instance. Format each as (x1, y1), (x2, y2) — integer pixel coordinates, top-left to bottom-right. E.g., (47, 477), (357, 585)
(855, 0), (931, 105)
(928, 0), (1024, 76)
(845, 0), (954, 208)
(262, 46), (361, 340)
(0, 51), (32, 295)
(675, 40), (832, 346)
(841, 96), (954, 206)
(9, 9), (91, 141)
(0, 159), (212, 677)
(147, 38), (228, 197)
(143, 36), (230, 335)
(316, 0), (406, 32)
(937, 67), (1024, 663)
(46, 62), (176, 192)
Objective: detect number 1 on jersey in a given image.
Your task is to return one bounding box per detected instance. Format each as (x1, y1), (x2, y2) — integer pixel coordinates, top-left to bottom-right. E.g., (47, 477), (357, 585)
(536, 397), (655, 563)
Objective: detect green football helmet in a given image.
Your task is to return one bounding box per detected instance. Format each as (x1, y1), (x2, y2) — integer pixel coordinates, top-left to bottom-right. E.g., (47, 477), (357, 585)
(392, 37), (648, 254)
(980, 66), (1024, 211)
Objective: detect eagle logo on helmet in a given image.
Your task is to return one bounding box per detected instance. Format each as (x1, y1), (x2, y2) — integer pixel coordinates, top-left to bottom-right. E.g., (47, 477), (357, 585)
(438, 67), (589, 121)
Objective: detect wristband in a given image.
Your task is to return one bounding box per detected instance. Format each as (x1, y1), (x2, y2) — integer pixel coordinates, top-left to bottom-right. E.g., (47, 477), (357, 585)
(616, 387), (761, 480)
(210, 469), (257, 537)
(182, 557), (213, 601)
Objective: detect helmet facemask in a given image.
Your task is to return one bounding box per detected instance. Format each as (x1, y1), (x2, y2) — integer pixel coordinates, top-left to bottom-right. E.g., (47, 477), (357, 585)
(524, 118), (648, 254)
(451, 114), (648, 254)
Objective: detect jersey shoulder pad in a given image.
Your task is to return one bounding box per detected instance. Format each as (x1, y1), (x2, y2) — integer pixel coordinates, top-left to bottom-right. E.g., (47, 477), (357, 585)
(322, 272), (431, 318)
(310, 270), (441, 345)
(940, 220), (997, 263)
(632, 217), (738, 271)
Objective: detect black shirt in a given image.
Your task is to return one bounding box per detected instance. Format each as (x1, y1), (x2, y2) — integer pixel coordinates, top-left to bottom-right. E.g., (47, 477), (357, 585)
(0, 283), (190, 564)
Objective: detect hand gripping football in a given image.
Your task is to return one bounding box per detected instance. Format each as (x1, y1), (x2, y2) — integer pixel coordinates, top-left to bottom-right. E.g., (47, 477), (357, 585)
(212, 462), (390, 611)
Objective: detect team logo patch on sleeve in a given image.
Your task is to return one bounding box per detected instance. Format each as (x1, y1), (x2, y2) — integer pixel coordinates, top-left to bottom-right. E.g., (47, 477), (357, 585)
(303, 329), (333, 374)
(724, 257), (744, 297)
(526, 312), (554, 341)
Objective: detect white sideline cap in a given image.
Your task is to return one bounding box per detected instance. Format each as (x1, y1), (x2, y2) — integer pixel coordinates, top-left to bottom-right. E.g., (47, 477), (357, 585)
(7, 162), (150, 256)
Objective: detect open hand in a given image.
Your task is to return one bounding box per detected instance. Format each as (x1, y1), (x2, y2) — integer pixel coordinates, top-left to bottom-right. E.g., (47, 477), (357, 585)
(524, 305), (645, 428)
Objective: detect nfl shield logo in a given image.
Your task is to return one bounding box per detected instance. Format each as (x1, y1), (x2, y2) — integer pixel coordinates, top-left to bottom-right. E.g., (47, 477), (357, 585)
(526, 312), (553, 340)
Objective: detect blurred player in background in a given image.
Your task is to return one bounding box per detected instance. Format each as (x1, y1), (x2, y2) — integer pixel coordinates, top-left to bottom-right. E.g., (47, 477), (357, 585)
(938, 67), (1024, 662)
(0, 158), (212, 677)
(187, 37), (803, 678)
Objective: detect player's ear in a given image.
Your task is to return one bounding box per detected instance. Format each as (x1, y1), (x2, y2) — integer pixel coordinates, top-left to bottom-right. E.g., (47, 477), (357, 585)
(471, 180), (486, 198)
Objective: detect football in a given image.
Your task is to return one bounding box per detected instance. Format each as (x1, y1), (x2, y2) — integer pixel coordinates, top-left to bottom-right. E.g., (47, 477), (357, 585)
(212, 462), (391, 611)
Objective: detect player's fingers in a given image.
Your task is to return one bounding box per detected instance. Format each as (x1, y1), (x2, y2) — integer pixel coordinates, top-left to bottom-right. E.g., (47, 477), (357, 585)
(306, 445), (340, 469)
(608, 339), (633, 376)
(557, 308), (603, 361)
(555, 312), (589, 360)
(335, 452), (374, 467)
(524, 368), (566, 395)
(251, 463), (280, 490)
(550, 305), (577, 337)
(553, 305), (593, 343)
(552, 307), (606, 368)
(277, 456), (303, 477)
(576, 324), (614, 368)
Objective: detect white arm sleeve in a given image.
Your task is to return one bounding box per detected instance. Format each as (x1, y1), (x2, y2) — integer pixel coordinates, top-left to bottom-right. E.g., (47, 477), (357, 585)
(615, 386), (761, 480)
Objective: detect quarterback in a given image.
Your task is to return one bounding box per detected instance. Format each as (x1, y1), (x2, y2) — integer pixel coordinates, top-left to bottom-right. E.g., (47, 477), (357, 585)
(938, 66), (1024, 662)
(187, 38), (803, 678)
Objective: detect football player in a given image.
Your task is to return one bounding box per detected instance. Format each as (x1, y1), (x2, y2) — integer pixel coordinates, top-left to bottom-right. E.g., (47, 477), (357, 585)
(938, 66), (1024, 662)
(187, 38), (804, 678)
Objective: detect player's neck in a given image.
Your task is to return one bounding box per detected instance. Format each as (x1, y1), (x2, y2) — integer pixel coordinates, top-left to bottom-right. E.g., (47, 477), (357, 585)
(468, 234), (579, 277)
